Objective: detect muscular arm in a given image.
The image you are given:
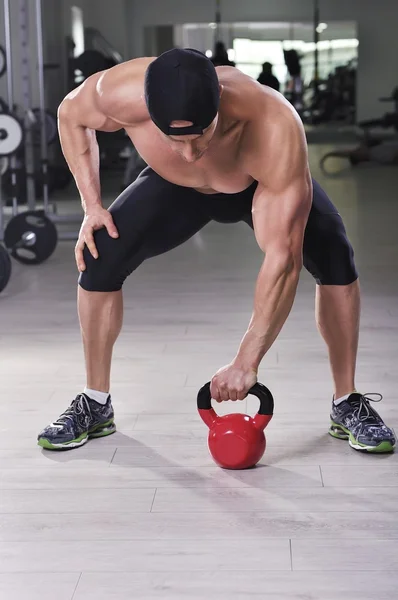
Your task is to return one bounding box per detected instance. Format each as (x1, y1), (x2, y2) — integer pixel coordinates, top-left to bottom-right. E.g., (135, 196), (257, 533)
(235, 102), (312, 371)
(58, 58), (151, 212)
(58, 74), (119, 212)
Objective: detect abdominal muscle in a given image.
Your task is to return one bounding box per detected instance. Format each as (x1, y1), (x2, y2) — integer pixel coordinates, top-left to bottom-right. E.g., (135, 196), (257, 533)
(126, 122), (255, 195)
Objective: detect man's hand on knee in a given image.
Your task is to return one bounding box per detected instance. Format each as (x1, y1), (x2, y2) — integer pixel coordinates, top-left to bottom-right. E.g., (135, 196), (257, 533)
(76, 208), (119, 272)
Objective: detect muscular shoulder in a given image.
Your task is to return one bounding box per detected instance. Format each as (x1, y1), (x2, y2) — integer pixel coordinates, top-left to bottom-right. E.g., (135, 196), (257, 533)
(240, 89), (308, 189)
(96, 57), (154, 125)
(218, 68), (300, 136)
(218, 67), (265, 121)
(242, 84), (304, 148)
(60, 57), (153, 129)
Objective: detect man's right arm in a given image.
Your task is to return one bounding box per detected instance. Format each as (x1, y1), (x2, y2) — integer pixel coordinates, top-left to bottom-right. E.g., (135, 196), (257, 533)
(58, 72), (127, 269)
(58, 59), (151, 271)
(57, 72), (122, 213)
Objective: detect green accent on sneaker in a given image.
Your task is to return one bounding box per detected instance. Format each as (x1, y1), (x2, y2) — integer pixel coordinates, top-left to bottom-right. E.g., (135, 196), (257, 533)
(328, 420), (395, 453)
(89, 422), (117, 439)
(328, 422), (349, 440)
(37, 419), (115, 450)
(37, 432), (88, 450)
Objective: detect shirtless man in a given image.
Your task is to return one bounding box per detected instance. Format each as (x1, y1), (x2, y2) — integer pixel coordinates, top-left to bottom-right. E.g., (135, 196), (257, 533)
(38, 48), (395, 453)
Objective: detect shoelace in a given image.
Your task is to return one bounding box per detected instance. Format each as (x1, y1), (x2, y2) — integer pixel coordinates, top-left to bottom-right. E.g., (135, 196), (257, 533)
(53, 394), (92, 428)
(350, 393), (383, 424)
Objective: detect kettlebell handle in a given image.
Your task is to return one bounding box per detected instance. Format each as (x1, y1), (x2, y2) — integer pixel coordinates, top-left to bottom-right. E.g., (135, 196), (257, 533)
(197, 381), (274, 428)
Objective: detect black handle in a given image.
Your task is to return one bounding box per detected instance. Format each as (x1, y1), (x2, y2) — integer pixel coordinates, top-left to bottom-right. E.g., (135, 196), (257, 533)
(197, 381), (274, 415)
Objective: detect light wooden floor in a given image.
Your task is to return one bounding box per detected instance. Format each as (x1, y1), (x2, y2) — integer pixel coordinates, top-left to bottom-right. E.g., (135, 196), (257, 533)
(0, 145), (397, 599)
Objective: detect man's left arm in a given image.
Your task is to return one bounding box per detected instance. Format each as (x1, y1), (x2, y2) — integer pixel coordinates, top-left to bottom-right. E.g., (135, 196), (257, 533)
(211, 108), (312, 402)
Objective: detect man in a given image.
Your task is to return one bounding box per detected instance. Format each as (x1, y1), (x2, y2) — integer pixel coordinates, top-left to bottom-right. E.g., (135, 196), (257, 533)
(38, 48), (395, 453)
(211, 41), (236, 67)
(257, 62), (280, 92)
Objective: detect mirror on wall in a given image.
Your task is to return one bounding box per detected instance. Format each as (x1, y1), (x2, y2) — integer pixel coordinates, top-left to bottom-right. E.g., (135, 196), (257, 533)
(174, 21), (358, 125)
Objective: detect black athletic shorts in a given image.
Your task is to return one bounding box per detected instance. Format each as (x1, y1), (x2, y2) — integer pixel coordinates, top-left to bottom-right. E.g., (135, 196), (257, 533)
(79, 167), (358, 292)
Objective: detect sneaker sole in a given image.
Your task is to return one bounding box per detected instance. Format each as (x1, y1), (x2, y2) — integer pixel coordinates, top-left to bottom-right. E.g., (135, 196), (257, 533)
(38, 419), (116, 451)
(329, 421), (395, 453)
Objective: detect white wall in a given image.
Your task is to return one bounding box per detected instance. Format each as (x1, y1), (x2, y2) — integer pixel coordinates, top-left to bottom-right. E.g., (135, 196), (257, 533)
(127, 0), (398, 121)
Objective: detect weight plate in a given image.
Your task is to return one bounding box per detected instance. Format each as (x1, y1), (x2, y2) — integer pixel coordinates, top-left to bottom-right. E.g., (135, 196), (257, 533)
(0, 244), (12, 292)
(4, 210), (58, 265)
(0, 45), (6, 79)
(31, 109), (58, 146)
(0, 114), (24, 156)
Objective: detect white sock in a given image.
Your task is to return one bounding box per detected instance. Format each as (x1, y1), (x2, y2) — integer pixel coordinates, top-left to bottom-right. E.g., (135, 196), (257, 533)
(334, 392), (355, 406)
(83, 387), (110, 405)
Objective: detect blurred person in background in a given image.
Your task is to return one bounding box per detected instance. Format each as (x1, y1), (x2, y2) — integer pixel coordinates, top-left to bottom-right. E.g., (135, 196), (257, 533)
(257, 62), (280, 92)
(211, 41), (235, 67)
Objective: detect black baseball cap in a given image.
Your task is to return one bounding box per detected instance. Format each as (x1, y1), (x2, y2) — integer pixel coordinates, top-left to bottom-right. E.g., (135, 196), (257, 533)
(144, 48), (220, 136)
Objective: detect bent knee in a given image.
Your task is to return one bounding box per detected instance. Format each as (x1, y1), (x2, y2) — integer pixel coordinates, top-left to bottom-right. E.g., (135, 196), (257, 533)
(78, 231), (146, 292)
(78, 252), (124, 292)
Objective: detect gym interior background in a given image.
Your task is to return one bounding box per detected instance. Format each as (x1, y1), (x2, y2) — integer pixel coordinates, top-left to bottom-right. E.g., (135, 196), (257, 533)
(0, 0), (397, 598)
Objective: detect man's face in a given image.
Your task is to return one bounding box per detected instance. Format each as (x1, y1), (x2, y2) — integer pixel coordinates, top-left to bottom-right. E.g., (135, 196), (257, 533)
(164, 116), (218, 163)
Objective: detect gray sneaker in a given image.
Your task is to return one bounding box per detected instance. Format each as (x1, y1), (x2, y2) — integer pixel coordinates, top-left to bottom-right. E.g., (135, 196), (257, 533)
(329, 392), (395, 453)
(38, 393), (116, 450)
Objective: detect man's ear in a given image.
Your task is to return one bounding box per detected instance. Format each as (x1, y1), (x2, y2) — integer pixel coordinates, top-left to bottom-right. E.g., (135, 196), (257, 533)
(219, 84), (224, 97)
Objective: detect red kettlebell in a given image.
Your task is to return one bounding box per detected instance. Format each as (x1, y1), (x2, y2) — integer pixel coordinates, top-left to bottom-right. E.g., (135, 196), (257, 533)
(197, 382), (274, 470)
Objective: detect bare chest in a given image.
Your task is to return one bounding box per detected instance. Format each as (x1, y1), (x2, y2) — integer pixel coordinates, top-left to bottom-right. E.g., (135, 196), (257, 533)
(126, 124), (254, 194)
